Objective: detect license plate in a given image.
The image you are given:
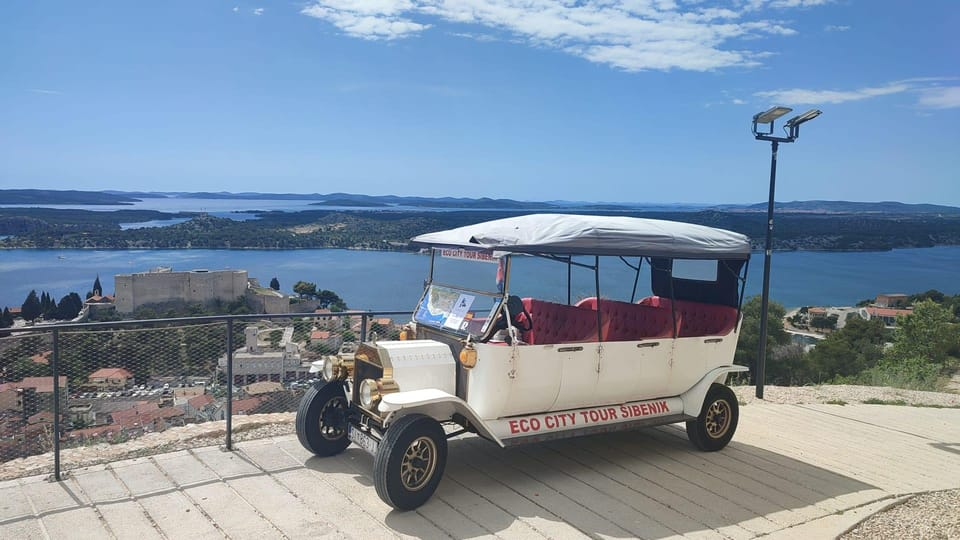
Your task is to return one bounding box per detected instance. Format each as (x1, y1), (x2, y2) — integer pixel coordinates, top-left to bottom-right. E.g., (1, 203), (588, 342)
(347, 425), (379, 455)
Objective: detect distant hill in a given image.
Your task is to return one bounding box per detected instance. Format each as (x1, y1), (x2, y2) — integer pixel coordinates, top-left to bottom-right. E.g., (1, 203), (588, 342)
(0, 189), (141, 205)
(724, 200), (960, 214)
(4, 189), (959, 215)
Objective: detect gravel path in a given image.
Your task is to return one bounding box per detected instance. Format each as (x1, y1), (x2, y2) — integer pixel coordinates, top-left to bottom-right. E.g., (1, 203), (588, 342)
(733, 383), (960, 407)
(841, 489), (960, 540)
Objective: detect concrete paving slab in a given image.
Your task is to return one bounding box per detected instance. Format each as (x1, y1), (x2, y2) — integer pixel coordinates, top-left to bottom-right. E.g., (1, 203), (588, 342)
(152, 449), (218, 487)
(72, 466), (130, 504)
(97, 500), (164, 540)
(192, 446), (262, 479)
(0, 484), (33, 522)
(108, 458), (174, 497)
(136, 491), (224, 540)
(226, 475), (338, 538)
(22, 476), (89, 514)
(1, 402), (958, 540)
(183, 481), (281, 540)
(0, 517), (46, 539)
(40, 507), (109, 540)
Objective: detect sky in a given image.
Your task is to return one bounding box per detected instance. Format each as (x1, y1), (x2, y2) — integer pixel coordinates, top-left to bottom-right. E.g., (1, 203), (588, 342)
(2, 1), (958, 206)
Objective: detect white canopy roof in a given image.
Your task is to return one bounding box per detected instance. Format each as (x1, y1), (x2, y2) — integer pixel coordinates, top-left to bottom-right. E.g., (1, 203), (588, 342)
(410, 214), (751, 260)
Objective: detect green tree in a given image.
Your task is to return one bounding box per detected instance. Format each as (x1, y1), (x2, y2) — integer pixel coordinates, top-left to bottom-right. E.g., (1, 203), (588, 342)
(887, 300), (957, 364)
(810, 314), (839, 332)
(807, 317), (887, 381)
(21, 290), (42, 321)
(316, 289), (347, 310)
(55, 292), (84, 320)
(40, 291), (58, 319)
(269, 277), (280, 291)
(734, 295), (791, 380)
(1, 307), (13, 328)
(293, 281), (317, 298)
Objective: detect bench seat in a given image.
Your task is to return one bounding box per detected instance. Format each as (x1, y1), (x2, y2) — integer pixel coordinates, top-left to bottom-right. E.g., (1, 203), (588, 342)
(640, 297), (739, 337)
(520, 298), (599, 345)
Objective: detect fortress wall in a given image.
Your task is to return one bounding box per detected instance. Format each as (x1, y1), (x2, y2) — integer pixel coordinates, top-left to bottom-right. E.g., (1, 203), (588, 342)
(114, 269), (248, 313)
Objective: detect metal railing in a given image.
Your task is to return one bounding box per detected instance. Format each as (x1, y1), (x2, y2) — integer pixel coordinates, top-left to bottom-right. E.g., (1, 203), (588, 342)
(0, 310), (411, 480)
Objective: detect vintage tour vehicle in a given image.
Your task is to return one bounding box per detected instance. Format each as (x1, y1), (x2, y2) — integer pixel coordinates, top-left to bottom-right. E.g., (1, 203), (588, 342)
(296, 213), (751, 510)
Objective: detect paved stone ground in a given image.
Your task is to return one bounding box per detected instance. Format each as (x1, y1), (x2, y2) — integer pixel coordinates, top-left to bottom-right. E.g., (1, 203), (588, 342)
(2, 401), (958, 539)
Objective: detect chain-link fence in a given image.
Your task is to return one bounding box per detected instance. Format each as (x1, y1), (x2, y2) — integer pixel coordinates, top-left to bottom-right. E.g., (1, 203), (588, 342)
(0, 311), (409, 479)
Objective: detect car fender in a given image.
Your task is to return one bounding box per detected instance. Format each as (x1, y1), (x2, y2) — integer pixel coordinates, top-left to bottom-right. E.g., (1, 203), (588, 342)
(679, 365), (748, 417)
(379, 389), (503, 445)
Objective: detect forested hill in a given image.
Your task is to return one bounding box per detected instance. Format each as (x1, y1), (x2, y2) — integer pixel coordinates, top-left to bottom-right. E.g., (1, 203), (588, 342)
(0, 189), (141, 205)
(5, 189), (958, 214)
(733, 200), (960, 215)
(1, 207), (959, 252)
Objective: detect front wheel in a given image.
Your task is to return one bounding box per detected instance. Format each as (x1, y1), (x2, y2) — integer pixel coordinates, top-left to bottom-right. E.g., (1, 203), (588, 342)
(373, 414), (448, 511)
(296, 381), (350, 456)
(686, 383), (739, 452)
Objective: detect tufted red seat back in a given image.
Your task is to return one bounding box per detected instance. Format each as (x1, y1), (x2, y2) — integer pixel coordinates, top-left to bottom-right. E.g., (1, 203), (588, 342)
(577, 297), (677, 341)
(520, 298), (599, 345)
(596, 299), (676, 341)
(649, 297), (738, 337)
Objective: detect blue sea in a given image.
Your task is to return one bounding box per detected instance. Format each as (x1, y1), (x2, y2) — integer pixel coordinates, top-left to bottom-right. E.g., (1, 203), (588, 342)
(2, 246), (959, 311)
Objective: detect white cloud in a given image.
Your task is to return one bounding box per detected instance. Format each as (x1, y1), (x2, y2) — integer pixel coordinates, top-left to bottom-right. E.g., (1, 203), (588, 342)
(755, 82), (910, 105)
(732, 98), (747, 105)
(302, 2), (427, 40)
(918, 86), (960, 109)
(300, 0), (832, 71)
(755, 79), (960, 109)
(253, 7), (264, 16)
(823, 24), (850, 32)
(767, 0), (834, 8)
(28, 89), (62, 95)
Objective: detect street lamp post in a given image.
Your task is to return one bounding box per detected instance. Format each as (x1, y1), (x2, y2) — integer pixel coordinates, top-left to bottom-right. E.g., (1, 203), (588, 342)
(751, 106), (821, 399)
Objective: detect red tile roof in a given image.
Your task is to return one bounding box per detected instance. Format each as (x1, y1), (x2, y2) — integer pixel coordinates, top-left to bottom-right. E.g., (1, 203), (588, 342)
(89, 368), (134, 380)
(231, 397), (264, 414)
(68, 424), (122, 439)
(0, 377), (68, 393)
(28, 411), (55, 424)
(111, 403), (183, 428)
(187, 394), (214, 409)
(866, 306), (913, 318)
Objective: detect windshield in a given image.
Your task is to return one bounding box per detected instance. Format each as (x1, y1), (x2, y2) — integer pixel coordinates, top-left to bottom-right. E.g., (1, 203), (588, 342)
(414, 249), (505, 338)
(414, 284), (503, 337)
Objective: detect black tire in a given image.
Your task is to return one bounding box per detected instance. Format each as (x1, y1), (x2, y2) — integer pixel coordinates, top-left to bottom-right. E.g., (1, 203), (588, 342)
(373, 414), (448, 511)
(686, 383), (739, 452)
(296, 381), (350, 456)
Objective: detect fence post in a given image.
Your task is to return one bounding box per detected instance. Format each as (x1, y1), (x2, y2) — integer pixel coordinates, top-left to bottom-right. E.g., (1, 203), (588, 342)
(52, 328), (62, 481)
(225, 318), (233, 451)
(360, 314), (368, 342)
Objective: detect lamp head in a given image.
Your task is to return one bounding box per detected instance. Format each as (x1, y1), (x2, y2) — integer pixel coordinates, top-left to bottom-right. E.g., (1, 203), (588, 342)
(785, 109), (822, 128)
(753, 106), (793, 125)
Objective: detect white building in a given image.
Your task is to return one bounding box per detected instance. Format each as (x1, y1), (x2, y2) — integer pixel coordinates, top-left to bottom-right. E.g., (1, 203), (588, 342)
(218, 326), (311, 385)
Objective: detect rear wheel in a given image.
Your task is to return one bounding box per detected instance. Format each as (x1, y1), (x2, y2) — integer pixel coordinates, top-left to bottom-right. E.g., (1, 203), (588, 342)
(686, 383), (739, 452)
(296, 381), (350, 456)
(373, 414), (447, 511)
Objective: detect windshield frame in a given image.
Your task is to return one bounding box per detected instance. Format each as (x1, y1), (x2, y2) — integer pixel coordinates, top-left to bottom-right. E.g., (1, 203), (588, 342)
(413, 248), (507, 340)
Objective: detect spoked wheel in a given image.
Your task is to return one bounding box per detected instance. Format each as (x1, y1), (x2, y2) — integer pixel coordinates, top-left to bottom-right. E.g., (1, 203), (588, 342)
(296, 380), (350, 456)
(686, 383), (739, 452)
(373, 414), (447, 511)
